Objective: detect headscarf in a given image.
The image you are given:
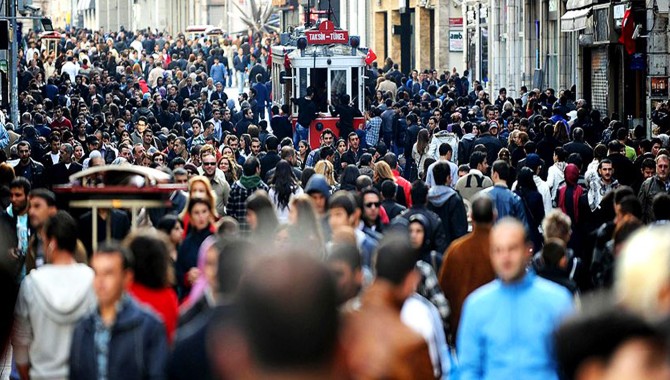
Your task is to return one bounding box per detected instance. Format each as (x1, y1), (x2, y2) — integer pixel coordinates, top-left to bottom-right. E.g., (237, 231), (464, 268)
(184, 235), (217, 308)
(558, 164), (583, 223)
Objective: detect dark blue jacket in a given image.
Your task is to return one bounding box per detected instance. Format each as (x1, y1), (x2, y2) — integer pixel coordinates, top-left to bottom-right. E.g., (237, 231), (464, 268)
(69, 296), (168, 380)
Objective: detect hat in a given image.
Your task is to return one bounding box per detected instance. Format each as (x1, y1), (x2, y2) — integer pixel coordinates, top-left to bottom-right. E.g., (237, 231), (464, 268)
(525, 153), (542, 170)
(183, 163), (199, 175)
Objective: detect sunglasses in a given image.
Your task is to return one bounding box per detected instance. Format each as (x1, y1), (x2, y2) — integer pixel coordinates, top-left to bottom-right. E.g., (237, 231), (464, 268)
(203, 162), (216, 166)
(365, 202), (380, 208)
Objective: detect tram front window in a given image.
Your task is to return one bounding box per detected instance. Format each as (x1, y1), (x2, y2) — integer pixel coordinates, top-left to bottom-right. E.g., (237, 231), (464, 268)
(310, 68), (329, 112)
(330, 70), (347, 107)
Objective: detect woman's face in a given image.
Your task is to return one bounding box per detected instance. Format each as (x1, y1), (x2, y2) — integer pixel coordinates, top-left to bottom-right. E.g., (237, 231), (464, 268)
(337, 141), (346, 154)
(74, 146), (84, 160)
(218, 159), (229, 172)
(222, 147), (233, 157)
(190, 181), (208, 199)
(170, 222), (184, 245)
(240, 138), (246, 149)
(299, 143), (307, 154)
(190, 203), (211, 230)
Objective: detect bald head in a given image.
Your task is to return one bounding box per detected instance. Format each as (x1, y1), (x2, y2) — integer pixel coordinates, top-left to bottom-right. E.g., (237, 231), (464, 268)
(490, 218), (531, 283)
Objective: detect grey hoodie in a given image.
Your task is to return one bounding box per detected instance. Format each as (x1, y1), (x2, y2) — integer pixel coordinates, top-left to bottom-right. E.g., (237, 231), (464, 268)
(13, 264), (96, 380)
(427, 185), (458, 207)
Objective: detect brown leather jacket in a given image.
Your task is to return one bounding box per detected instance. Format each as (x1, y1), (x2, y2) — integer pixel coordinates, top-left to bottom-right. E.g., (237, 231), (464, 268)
(438, 225), (495, 343)
(341, 281), (435, 380)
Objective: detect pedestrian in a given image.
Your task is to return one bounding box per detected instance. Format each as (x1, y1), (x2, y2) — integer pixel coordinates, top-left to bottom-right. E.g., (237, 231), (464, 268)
(176, 198), (214, 299)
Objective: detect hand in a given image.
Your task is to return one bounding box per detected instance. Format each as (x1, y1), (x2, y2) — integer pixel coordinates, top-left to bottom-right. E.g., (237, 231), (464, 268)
(187, 267), (201, 285)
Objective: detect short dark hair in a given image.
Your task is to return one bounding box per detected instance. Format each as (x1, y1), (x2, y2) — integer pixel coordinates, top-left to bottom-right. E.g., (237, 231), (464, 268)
(432, 162), (451, 186)
(653, 193), (670, 221)
(29, 188), (56, 207)
(554, 307), (660, 380)
(380, 180), (397, 200)
(491, 160), (510, 181)
(618, 195), (642, 220)
(375, 236), (417, 285)
(326, 243), (361, 271)
(471, 195), (495, 224)
(328, 191), (357, 216)
(95, 241), (133, 270)
(410, 180), (429, 205)
(44, 211), (78, 253)
(124, 231), (171, 288)
(243, 156), (261, 176)
(9, 177), (31, 195)
(382, 152), (398, 169)
(469, 151), (487, 169)
(438, 143), (453, 156)
(236, 254), (338, 370)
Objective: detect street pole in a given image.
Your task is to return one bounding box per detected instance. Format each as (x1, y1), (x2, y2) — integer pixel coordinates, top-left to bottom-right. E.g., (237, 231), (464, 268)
(9, 0), (18, 125)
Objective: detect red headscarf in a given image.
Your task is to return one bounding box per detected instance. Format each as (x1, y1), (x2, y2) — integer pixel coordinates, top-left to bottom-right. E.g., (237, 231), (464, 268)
(558, 163), (583, 222)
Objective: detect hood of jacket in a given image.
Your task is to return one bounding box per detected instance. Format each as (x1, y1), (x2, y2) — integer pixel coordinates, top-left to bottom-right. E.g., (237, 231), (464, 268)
(29, 264), (95, 324)
(305, 174), (331, 198)
(427, 185), (457, 207)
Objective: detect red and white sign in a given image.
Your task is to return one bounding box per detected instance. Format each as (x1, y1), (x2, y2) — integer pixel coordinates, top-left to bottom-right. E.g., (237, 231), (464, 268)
(305, 20), (349, 45)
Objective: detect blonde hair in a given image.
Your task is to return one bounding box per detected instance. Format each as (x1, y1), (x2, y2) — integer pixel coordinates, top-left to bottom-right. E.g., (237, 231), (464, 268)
(179, 176), (219, 219)
(541, 209), (572, 243)
(616, 225), (670, 321)
(314, 160), (336, 186)
(374, 161), (395, 183)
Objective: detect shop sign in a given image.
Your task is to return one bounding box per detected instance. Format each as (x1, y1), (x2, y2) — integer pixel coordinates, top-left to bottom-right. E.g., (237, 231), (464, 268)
(305, 20), (349, 44)
(651, 77), (669, 98)
(449, 31), (463, 52)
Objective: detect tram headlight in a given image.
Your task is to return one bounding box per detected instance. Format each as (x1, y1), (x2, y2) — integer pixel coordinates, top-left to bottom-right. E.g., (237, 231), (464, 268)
(349, 36), (360, 49)
(297, 37), (308, 51)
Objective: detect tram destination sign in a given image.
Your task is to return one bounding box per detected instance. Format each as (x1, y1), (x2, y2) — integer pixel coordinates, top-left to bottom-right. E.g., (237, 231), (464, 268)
(305, 20), (349, 45)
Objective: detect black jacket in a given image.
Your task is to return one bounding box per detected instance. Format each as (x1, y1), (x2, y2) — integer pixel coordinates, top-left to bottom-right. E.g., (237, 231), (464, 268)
(426, 186), (468, 250)
(474, 133), (504, 165)
(270, 115), (293, 142)
(259, 151), (281, 180)
(330, 104), (362, 139)
(50, 161), (83, 187)
(70, 296), (168, 380)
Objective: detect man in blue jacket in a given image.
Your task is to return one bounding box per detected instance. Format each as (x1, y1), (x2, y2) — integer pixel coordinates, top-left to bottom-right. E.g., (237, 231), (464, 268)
(69, 242), (168, 380)
(480, 160), (529, 231)
(457, 218), (573, 380)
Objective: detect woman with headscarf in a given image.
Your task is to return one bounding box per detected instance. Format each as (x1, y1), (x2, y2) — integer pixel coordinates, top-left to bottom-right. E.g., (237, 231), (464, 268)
(557, 163), (588, 251)
(515, 167), (546, 252)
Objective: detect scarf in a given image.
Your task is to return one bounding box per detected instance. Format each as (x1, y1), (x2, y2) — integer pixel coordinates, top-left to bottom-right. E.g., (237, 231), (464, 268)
(558, 164), (583, 223)
(239, 174), (261, 189)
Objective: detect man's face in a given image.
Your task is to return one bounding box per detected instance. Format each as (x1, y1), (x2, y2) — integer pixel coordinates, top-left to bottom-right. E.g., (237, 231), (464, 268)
(349, 135), (360, 150)
(599, 163), (613, 182)
(213, 110), (221, 120)
(50, 140), (61, 153)
(216, 83), (223, 92)
(120, 147), (131, 160)
(28, 196), (56, 229)
(175, 173), (188, 184)
(323, 133), (335, 147)
(92, 253), (129, 309)
(245, 109), (253, 120)
(409, 222), (425, 249)
(310, 192), (326, 215)
(477, 160), (489, 174)
(223, 110), (231, 120)
(10, 187), (27, 214)
(18, 145), (31, 163)
(363, 193), (380, 225)
(657, 159), (669, 181)
(251, 141), (261, 155)
(134, 146), (146, 161)
(487, 110), (495, 120)
(201, 155), (217, 176)
(143, 132), (154, 145)
(136, 120), (147, 133)
(328, 260), (361, 305)
(643, 166), (655, 180)
(60, 146), (72, 162)
(174, 139), (185, 153)
(653, 143), (662, 156)
(490, 223), (531, 283)
(229, 139), (239, 151)
(328, 207), (351, 230)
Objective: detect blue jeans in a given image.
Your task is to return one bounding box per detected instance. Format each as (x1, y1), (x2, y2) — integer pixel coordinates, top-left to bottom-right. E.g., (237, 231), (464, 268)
(237, 71), (246, 93)
(294, 123), (309, 148)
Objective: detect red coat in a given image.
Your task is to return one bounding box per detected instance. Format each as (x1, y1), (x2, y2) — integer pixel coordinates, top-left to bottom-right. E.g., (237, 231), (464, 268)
(129, 282), (179, 343)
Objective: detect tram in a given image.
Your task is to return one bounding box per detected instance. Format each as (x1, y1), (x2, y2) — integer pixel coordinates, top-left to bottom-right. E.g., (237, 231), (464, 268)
(270, 19), (367, 149)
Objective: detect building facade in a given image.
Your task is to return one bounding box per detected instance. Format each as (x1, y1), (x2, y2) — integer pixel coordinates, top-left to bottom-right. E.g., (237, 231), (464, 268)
(371, 0), (464, 74)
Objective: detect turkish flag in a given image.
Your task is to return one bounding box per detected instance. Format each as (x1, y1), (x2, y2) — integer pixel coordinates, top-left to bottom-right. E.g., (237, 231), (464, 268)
(619, 8), (636, 55)
(365, 49), (377, 65)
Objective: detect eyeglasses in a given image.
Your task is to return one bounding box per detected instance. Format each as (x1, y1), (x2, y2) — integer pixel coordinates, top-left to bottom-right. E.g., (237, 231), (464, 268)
(203, 162), (216, 166)
(365, 202), (380, 208)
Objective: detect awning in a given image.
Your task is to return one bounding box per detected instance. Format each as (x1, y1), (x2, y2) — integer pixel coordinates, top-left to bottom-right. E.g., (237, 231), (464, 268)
(561, 8), (590, 32)
(566, 0), (594, 11)
(77, 0), (92, 11)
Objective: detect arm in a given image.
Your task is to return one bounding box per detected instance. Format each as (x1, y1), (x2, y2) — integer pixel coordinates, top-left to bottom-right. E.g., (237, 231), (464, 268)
(0, 124), (9, 149)
(13, 280), (33, 380)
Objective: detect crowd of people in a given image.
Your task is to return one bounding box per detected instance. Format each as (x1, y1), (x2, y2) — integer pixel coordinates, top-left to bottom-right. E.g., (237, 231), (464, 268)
(1, 24), (670, 380)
